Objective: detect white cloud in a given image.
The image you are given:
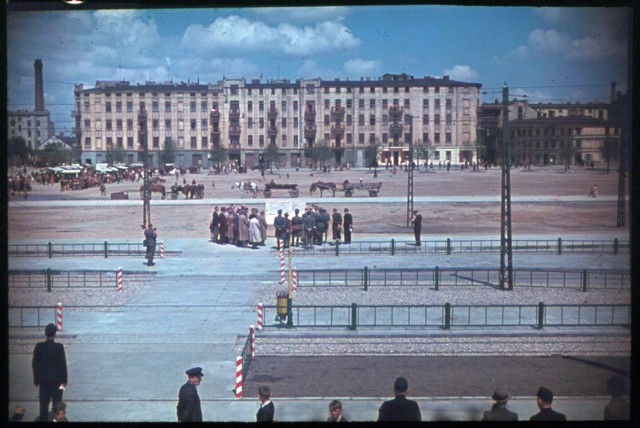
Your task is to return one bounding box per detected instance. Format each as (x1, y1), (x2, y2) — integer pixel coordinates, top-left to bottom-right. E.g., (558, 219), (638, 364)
(343, 58), (382, 76)
(443, 65), (478, 82)
(251, 7), (349, 24)
(181, 15), (360, 56)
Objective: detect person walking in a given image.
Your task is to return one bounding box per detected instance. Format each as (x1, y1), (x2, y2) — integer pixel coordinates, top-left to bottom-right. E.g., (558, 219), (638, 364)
(529, 386), (566, 421)
(256, 385), (275, 422)
(143, 223), (157, 266)
(249, 213), (262, 249)
(331, 208), (342, 242)
(343, 208), (353, 244)
(377, 377), (421, 422)
(482, 386), (518, 421)
(32, 323), (67, 423)
(412, 210), (422, 246)
(177, 367), (204, 422)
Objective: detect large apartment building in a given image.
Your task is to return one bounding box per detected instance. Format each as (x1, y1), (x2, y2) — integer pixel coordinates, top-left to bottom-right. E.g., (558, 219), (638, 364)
(72, 73), (482, 168)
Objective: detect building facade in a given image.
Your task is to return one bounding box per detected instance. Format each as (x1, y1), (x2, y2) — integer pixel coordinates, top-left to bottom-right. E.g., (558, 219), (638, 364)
(72, 73), (482, 168)
(8, 110), (54, 149)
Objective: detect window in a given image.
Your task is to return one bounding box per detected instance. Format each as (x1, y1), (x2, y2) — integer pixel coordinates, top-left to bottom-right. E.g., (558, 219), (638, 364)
(358, 133), (365, 144)
(152, 119), (158, 130)
(336, 87), (341, 94)
(434, 114), (440, 125)
(259, 101), (264, 111)
(382, 114), (388, 125)
(106, 120), (112, 130)
(202, 136), (208, 147)
(347, 133), (352, 144)
(230, 85), (239, 95)
(359, 87), (364, 93)
(247, 101), (253, 112)
(281, 100), (287, 111)
(324, 87), (330, 94)
(117, 120), (123, 130)
(293, 135), (299, 147)
(84, 137), (91, 149)
(165, 119), (171, 130)
(446, 132), (452, 144)
(127, 137), (134, 148)
(201, 119), (208, 130)
(383, 87), (388, 93)
(346, 99), (352, 108)
(191, 137), (197, 148)
(293, 101), (298, 111)
(423, 114), (429, 125)
(201, 100), (207, 111)
(382, 133), (388, 144)
(248, 135), (253, 147)
(153, 137), (160, 148)
(191, 120), (197, 130)
(359, 99), (365, 109)
(282, 118), (287, 127)
(248, 117), (253, 127)
(259, 118), (264, 128)
(369, 115), (376, 126)
(358, 115), (364, 126)
(178, 120), (184, 130)
(259, 135), (264, 147)
(127, 101), (133, 113)
(346, 115), (352, 126)
(282, 135), (287, 147)
(293, 117), (298, 127)
(127, 119), (133, 129)
(446, 99), (452, 110)
(382, 100), (388, 109)
(190, 101), (197, 112)
(369, 133), (375, 143)
(370, 99), (376, 109)
(423, 133), (429, 143)
(84, 101), (90, 112)
(165, 101), (171, 112)
(324, 99), (330, 109)
(404, 99), (410, 109)
(116, 102), (122, 113)
(306, 84), (315, 94)
(324, 115), (330, 126)
(434, 132), (440, 144)
(106, 102), (112, 113)
(446, 114), (452, 125)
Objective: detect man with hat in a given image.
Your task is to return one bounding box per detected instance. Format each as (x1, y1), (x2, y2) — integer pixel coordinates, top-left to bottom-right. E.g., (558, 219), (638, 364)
(177, 367), (204, 422)
(32, 323), (67, 423)
(530, 386), (566, 421)
(412, 209), (422, 246)
(377, 376), (421, 421)
(482, 386), (518, 421)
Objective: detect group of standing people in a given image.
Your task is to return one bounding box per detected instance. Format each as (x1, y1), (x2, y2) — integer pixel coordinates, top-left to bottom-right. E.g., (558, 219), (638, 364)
(272, 205), (353, 249)
(209, 205), (268, 249)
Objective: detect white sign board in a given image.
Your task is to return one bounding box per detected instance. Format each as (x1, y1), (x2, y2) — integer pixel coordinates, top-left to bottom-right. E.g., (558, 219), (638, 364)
(265, 200), (307, 225)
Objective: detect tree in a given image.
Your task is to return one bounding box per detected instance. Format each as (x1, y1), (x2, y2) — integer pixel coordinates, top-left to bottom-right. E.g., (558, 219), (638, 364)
(263, 142), (280, 173)
(40, 143), (72, 166)
(364, 139), (380, 168)
(600, 137), (619, 174)
(559, 141), (574, 172)
(7, 136), (32, 166)
(209, 143), (228, 171)
(311, 140), (332, 169)
(105, 143), (126, 164)
(413, 139), (431, 168)
(158, 137), (176, 166)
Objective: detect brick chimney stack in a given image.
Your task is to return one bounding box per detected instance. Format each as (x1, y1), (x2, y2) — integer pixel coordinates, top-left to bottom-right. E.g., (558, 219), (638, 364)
(34, 59), (45, 111)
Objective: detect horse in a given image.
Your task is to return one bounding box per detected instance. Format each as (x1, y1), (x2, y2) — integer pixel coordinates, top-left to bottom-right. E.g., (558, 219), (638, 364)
(310, 181), (337, 197)
(231, 182), (259, 198)
(139, 183), (166, 200)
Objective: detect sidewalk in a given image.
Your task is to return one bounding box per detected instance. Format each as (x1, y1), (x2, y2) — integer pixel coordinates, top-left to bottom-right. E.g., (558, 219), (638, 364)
(8, 234), (629, 422)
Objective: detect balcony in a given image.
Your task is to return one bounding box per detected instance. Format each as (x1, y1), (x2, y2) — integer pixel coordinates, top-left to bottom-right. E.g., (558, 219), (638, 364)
(330, 106), (345, 120)
(267, 107), (278, 120)
(304, 110), (316, 121)
(229, 142), (241, 153)
(304, 124), (316, 138)
(268, 125), (278, 137)
(210, 110), (220, 124)
(331, 124), (345, 138)
(389, 123), (404, 135)
(389, 105), (403, 121)
(229, 109), (240, 122)
(229, 125), (241, 137)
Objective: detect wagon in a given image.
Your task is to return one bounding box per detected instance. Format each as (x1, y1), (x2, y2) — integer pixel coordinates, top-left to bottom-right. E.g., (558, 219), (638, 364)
(263, 182), (299, 198)
(342, 180), (382, 197)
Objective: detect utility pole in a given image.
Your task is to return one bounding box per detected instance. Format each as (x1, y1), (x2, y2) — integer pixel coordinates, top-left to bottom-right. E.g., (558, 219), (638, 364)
(615, 90), (628, 228)
(406, 114), (414, 227)
(500, 84), (513, 290)
(139, 106), (151, 229)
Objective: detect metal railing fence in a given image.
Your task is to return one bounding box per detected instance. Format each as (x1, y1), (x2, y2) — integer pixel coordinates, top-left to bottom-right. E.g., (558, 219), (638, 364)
(261, 302), (631, 330)
(295, 267), (630, 291)
(289, 238), (629, 256)
(8, 269), (155, 291)
(7, 242), (169, 258)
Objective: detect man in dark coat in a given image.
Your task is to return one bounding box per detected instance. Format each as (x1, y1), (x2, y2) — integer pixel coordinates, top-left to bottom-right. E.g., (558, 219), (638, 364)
(32, 323), (68, 423)
(256, 385), (275, 422)
(377, 377), (421, 422)
(302, 208), (316, 249)
(210, 207), (219, 242)
(273, 209), (287, 245)
(218, 207), (228, 244)
(177, 367), (204, 422)
(412, 210), (422, 246)
(529, 386), (567, 421)
(331, 208), (342, 242)
(291, 209), (303, 247)
(143, 223), (157, 266)
(342, 208), (353, 244)
(482, 386), (518, 421)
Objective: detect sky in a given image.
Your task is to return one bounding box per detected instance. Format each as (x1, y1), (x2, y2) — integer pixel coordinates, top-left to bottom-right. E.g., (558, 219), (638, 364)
(6, 3), (631, 135)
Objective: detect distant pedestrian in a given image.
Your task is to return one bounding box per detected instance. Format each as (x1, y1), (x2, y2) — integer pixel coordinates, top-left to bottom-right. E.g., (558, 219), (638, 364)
(249, 214), (262, 249)
(331, 208), (342, 242)
(327, 399), (348, 422)
(343, 208), (353, 244)
(291, 209), (303, 247)
(32, 323), (67, 423)
(412, 210), (422, 246)
(100, 183), (106, 196)
(604, 375), (630, 420)
(258, 210), (268, 246)
(143, 223), (157, 266)
(529, 386), (566, 421)
(589, 184), (598, 198)
(377, 377), (421, 422)
(210, 207), (219, 242)
(482, 386), (518, 421)
(256, 385), (275, 422)
(177, 367), (204, 422)
(302, 208), (316, 249)
(274, 209), (287, 245)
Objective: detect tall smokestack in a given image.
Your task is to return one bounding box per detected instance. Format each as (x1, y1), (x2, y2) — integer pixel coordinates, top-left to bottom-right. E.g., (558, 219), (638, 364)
(34, 59), (44, 111)
(610, 81), (616, 104)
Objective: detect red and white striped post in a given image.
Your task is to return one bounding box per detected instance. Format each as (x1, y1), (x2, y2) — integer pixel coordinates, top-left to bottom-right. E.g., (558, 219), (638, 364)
(235, 356), (243, 398)
(250, 325), (255, 360)
(160, 241), (164, 258)
(56, 303), (63, 331)
(117, 267), (123, 292)
(257, 303), (263, 331)
(279, 239), (285, 284)
(292, 267), (297, 293)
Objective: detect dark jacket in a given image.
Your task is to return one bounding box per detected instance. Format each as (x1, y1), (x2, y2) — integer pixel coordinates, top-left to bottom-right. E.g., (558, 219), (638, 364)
(177, 381), (202, 422)
(377, 395), (422, 422)
(32, 339), (67, 386)
(530, 407), (567, 421)
(482, 404), (518, 421)
(343, 212), (353, 228)
(144, 227), (157, 247)
(256, 401), (275, 422)
(412, 213), (422, 231)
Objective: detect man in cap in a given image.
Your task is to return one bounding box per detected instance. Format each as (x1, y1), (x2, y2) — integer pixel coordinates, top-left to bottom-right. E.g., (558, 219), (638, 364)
(343, 208), (353, 244)
(530, 386), (566, 421)
(412, 210), (422, 246)
(32, 323), (67, 423)
(177, 367), (204, 422)
(377, 377), (421, 421)
(482, 386), (518, 421)
(143, 223), (157, 266)
(274, 209), (287, 246)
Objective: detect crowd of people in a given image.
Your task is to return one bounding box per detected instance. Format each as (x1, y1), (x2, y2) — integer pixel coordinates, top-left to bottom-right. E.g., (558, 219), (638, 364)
(208, 204), (354, 250)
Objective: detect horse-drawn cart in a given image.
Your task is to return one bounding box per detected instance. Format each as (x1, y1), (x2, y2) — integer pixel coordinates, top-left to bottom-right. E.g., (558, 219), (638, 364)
(264, 181), (299, 198)
(169, 183), (205, 199)
(342, 180), (382, 197)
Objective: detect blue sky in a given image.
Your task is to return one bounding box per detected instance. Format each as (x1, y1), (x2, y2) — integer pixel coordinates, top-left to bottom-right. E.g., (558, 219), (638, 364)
(6, 4), (630, 135)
